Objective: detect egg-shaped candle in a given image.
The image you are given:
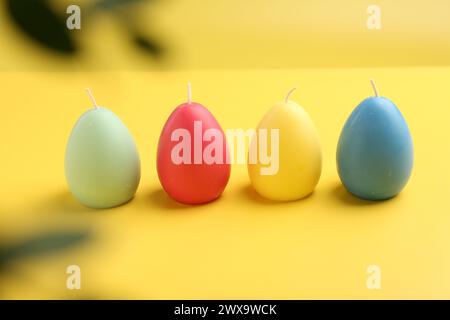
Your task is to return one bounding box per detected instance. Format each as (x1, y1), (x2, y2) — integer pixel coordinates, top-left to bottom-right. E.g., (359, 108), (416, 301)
(248, 88), (322, 201)
(336, 80), (413, 200)
(65, 89), (141, 208)
(157, 83), (231, 204)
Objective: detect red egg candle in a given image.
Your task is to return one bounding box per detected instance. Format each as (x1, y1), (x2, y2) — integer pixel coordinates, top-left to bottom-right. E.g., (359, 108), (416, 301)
(157, 83), (231, 204)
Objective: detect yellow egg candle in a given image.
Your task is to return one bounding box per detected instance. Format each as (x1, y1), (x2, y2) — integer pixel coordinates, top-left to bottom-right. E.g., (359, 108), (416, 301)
(248, 88), (322, 201)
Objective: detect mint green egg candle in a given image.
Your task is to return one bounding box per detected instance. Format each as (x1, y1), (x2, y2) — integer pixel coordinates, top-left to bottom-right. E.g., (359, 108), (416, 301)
(65, 89), (141, 208)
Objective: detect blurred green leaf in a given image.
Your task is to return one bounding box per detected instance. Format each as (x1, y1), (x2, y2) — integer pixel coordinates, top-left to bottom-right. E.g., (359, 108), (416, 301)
(0, 230), (91, 267)
(93, 0), (148, 11)
(5, 0), (166, 61)
(133, 34), (165, 58)
(6, 0), (76, 54)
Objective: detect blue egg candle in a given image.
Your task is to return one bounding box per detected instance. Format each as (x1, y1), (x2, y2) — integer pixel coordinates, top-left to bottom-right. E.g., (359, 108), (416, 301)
(336, 80), (413, 200)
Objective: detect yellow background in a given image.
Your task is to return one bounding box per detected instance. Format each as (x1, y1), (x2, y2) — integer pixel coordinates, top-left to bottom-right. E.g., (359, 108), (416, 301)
(1, 67), (450, 299)
(2, 0), (450, 70)
(1, 0), (450, 300)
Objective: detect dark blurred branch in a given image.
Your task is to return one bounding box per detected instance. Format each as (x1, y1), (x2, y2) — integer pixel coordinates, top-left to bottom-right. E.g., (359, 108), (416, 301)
(6, 0), (165, 60)
(0, 229), (91, 268)
(116, 8), (165, 59)
(6, 0), (76, 54)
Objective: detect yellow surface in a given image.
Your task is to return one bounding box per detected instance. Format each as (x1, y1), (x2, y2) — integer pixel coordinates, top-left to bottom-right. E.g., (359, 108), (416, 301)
(1, 66), (450, 299)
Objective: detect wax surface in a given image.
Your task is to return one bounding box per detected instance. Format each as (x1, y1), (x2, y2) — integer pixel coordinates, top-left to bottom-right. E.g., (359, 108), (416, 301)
(337, 96), (413, 200)
(248, 100), (322, 201)
(65, 107), (141, 208)
(157, 102), (231, 204)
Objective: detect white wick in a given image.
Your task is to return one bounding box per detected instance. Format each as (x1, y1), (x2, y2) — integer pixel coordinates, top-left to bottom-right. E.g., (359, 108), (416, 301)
(370, 79), (379, 97)
(285, 87), (297, 103)
(86, 88), (99, 109)
(187, 82), (192, 104)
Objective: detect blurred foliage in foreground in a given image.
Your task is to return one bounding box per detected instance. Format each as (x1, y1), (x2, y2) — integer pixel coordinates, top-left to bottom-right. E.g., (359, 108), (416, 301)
(0, 229), (91, 267)
(6, 0), (164, 59)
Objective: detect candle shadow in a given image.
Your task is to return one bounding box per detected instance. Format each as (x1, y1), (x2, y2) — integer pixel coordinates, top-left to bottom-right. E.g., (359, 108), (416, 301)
(43, 191), (132, 214)
(241, 184), (315, 206)
(330, 184), (388, 207)
(147, 188), (213, 211)
(44, 191), (96, 214)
